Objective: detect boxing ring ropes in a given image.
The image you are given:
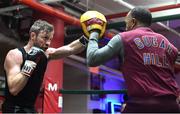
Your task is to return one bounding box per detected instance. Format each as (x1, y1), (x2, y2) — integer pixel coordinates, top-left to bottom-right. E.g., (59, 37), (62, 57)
(0, 0), (179, 112)
(60, 89), (127, 94)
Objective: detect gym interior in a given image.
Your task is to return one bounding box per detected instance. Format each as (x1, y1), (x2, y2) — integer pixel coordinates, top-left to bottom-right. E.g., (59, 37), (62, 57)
(0, 0), (179, 113)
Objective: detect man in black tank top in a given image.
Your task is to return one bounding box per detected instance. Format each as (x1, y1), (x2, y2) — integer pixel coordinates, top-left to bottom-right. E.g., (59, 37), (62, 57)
(2, 20), (87, 113)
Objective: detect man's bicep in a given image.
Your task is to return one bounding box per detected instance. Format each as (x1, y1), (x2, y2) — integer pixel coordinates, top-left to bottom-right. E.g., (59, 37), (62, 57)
(109, 34), (124, 61)
(96, 34), (124, 64)
(4, 50), (21, 78)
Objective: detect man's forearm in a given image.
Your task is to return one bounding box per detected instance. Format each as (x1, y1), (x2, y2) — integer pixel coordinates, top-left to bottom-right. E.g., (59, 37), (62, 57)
(69, 39), (85, 54)
(8, 73), (29, 96)
(86, 32), (99, 66)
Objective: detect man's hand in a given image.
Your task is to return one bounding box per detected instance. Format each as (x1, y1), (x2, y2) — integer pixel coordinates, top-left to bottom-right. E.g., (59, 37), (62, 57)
(21, 47), (46, 77)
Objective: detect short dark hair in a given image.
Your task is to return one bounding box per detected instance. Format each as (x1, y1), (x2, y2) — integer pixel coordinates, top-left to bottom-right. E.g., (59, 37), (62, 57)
(130, 7), (152, 26)
(29, 19), (54, 35)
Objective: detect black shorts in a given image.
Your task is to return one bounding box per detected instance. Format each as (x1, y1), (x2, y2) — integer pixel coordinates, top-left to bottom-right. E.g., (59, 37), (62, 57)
(2, 101), (36, 113)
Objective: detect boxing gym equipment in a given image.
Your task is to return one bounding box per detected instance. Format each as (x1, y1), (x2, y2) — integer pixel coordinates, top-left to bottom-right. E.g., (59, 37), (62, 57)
(60, 89), (127, 94)
(0, 0), (179, 113)
(80, 11), (107, 38)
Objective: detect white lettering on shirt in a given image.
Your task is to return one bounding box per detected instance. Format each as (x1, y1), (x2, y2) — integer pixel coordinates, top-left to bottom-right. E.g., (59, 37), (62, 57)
(133, 36), (172, 68)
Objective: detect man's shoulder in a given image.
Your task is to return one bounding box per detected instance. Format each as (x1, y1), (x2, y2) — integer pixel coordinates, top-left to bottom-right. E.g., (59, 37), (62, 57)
(4, 48), (24, 70)
(6, 48), (23, 60)
(119, 30), (136, 38)
(8, 48), (21, 54)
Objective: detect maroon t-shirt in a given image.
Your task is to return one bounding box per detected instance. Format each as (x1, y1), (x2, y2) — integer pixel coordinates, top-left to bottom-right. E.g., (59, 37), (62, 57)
(120, 27), (179, 98)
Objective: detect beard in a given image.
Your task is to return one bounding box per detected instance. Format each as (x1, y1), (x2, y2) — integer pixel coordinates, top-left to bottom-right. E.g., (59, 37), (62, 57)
(43, 46), (48, 51)
(33, 43), (47, 51)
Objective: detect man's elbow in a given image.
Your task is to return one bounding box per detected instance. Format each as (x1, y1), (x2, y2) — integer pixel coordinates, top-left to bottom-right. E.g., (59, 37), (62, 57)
(87, 59), (99, 67)
(9, 88), (19, 96)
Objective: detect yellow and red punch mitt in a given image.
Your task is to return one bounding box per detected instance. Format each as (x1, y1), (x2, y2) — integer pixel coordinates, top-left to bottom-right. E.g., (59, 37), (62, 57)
(80, 11), (107, 38)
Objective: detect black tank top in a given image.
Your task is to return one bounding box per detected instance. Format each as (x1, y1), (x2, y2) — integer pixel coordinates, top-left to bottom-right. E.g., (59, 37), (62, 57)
(4, 47), (48, 107)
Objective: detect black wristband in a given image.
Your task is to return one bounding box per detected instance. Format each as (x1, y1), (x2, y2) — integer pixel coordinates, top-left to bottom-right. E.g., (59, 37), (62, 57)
(79, 35), (89, 47)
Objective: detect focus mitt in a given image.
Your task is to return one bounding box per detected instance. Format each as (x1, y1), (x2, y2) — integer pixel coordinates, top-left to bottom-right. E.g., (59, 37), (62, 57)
(80, 11), (107, 38)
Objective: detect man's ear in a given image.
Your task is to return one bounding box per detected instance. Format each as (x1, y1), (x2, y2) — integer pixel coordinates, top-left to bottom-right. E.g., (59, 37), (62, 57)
(30, 32), (36, 41)
(132, 18), (137, 27)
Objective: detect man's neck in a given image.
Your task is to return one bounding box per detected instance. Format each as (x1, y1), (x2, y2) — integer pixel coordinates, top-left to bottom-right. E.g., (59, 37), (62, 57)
(133, 24), (147, 30)
(24, 42), (33, 52)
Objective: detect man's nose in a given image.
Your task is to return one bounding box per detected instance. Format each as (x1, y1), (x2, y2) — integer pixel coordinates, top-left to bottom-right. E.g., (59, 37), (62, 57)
(46, 41), (51, 46)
